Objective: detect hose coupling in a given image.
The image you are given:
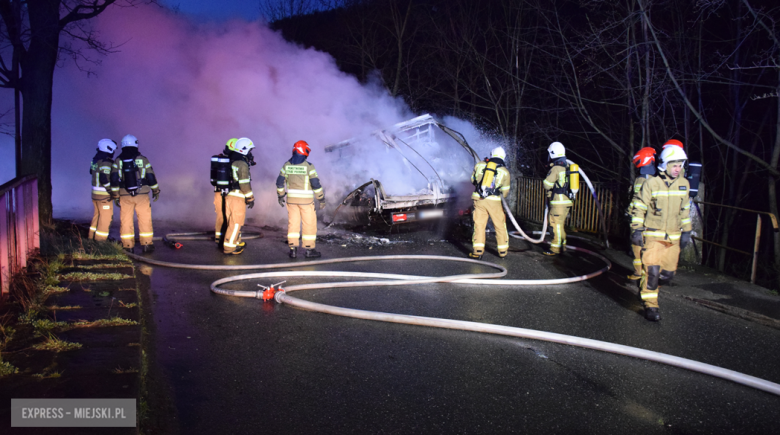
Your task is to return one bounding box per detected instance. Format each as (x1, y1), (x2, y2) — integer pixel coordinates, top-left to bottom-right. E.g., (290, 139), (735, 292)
(257, 281), (287, 301)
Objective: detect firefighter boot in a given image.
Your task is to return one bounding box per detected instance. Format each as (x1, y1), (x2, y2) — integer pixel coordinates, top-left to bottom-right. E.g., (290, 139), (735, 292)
(645, 307), (661, 321)
(142, 244), (155, 254)
(289, 247), (297, 258)
(225, 243), (245, 255)
(468, 252), (483, 260)
(305, 249), (321, 258)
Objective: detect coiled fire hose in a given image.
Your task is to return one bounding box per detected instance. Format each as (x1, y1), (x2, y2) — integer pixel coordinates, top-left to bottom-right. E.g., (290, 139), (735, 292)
(127, 246), (780, 397)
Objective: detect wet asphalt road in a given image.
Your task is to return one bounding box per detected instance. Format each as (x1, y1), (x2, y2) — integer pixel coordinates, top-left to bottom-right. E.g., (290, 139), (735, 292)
(139, 224), (780, 434)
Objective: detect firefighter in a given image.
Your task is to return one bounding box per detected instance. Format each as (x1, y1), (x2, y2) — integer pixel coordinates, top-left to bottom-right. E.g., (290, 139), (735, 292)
(213, 138), (238, 248)
(469, 147), (511, 259)
(110, 135), (160, 253)
(110, 135), (160, 254)
(276, 140), (325, 259)
(542, 142), (574, 256)
(89, 138), (117, 241)
(628, 147), (657, 280)
(222, 137), (256, 255)
(631, 145), (692, 321)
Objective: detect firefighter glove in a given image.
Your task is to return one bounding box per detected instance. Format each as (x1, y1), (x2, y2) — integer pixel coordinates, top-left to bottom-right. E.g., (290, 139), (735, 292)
(246, 198), (255, 209)
(631, 229), (644, 247)
(319, 200), (326, 210)
(153, 190), (160, 202)
(680, 231), (692, 249)
(114, 198), (121, 207)
(278, 196), (286, 207)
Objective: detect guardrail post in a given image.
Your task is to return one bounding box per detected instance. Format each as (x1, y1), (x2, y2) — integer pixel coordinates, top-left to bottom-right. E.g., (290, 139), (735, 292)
(752, 215), (762, 284)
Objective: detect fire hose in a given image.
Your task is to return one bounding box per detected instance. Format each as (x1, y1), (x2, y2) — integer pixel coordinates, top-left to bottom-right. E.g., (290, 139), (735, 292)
(127, 247), (780, 397)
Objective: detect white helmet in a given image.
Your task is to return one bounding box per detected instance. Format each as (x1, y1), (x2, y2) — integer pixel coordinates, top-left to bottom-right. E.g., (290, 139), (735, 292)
(548, 141), (565, 159)
(121, 134), (138, 147)
(235, 137), (255, 155)
(491, 146), (506, 161)
(97, 138), (117, 153)
(658, 146), (687, 171)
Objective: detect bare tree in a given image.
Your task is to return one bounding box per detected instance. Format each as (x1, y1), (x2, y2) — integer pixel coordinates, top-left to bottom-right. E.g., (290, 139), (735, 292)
(0, 0), (145, 223)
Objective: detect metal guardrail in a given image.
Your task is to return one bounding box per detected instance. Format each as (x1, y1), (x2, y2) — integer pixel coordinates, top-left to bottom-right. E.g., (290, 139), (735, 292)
(515, 176), (617, 235)
(691, 201), (779, 284)
(1, 175), (40, 297)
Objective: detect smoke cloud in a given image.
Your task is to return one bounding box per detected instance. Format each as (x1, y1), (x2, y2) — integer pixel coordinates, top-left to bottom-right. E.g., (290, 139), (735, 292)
(9, 4), (503, 228)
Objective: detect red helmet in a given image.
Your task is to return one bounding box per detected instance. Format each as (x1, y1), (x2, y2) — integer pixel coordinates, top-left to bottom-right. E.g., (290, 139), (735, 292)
(293, 140), (311, 156)
(662, 139), (684, 150)
(632, 147), (657, 168)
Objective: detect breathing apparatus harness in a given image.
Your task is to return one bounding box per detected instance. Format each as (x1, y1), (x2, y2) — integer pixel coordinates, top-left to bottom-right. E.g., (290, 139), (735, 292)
(549, 158), (580, 201)
(476, 157), (505, 199)
(115, 148), (154, 197)
(211, 151), (256, 195)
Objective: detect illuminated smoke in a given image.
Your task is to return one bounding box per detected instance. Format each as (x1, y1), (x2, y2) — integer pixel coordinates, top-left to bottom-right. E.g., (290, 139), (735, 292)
(9, 4), (503, 227)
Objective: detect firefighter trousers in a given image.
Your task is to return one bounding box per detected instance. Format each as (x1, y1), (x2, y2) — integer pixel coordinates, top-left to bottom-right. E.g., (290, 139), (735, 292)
(119, 194), (153, 249)
(287, 202), (317, 249)
(639, 239), (680, 309)
(213, 191), (227, 245)
(89, 197), (114, 241)
(548, 204), (571, 254)
(223, 195), (246, 253)
(631, 244), (643, 276)
(472, 198), (508, 257)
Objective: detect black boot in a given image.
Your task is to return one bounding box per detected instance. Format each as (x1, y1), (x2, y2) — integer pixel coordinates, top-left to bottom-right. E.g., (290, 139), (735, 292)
(124, 247), (134, 254)
(289, 247), (297, 258)
(542, 249), (557, 256)
(305, 249), (321, 258)
(644, 307), (661, 321)
(142, 244), (155, 254)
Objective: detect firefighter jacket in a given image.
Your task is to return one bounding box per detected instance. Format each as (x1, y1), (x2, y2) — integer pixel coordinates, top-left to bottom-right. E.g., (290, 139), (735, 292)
(627, 175), (650, 214)
(631, 171), (692, 242)
(276, 159), (325, 205)
(228, 159), (254, 201)
(90, 152), (114, 200)
(543, 161), (573, 206)
(470, 159), (511, 201)
(110, 149), (159, 197)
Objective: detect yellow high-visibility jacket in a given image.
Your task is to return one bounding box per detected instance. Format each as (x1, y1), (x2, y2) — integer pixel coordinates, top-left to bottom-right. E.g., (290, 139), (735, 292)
(277, 160), (325, 205)
(470, 160), (511, 201)
(631, 171), (692, 242)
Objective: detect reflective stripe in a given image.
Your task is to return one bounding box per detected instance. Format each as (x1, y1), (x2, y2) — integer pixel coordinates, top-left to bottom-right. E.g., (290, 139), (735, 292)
(550, 243), (562, 248)
(92, 186), (108, 192)
(643, 231), (666, 238)
(313, 188), (323, 193)
(486, 196), (502, 201)
(238, 179), (251, 184)
(277, 188), (285, 193)
(302, 235), (316, 241)
(287, 189), (313, 195)
(309, 170), (317, 175)
(543, 179), (555, 187)
(95, 230), (109, 236)
(228, 191), (247, 198)
(215, 232), (222, 237)
(550, 200), (572, 205)
(288, 192), (314, 198)
(228, 224), (240, 245)
(681, 218), (691, 224)
(244, 191), (254, 198)
(631, 217), (644, 223)
(500, 186), (510, 191)
(149, 184), (159, 189)
(139, 232), (154, 237)
(641, 292), (658, 299)
(668, 234), (681, 240)
(288, 232), (300, 238)
(121, 234), (134, 239)
(633, 259), (642, 265)
(633, 202), (647, 210)
(651, 191), (687, 197)
(224, 241), (237, 248)
(89, 226), (97, 231)
(497, 244), (509, 249)
(473, 243), (485, 248)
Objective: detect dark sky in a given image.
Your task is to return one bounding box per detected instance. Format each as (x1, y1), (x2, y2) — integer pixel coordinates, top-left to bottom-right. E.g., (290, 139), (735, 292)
(159, 0), (262, 21)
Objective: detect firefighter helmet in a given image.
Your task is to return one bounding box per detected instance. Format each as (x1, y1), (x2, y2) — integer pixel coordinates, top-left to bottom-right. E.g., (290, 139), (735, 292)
(235, 137), (255, 156)
(121, 134), (138, 147)
(226, 138), (238, 151)
(548, 141), (565, 159)
(632, 147), (656, 168)
(663, 139), (684, 150)
(658, 145), (688, 171)
(491, 146), (506, 160)
(293, 140), (311, 157)
(97, 139), (117, 153)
